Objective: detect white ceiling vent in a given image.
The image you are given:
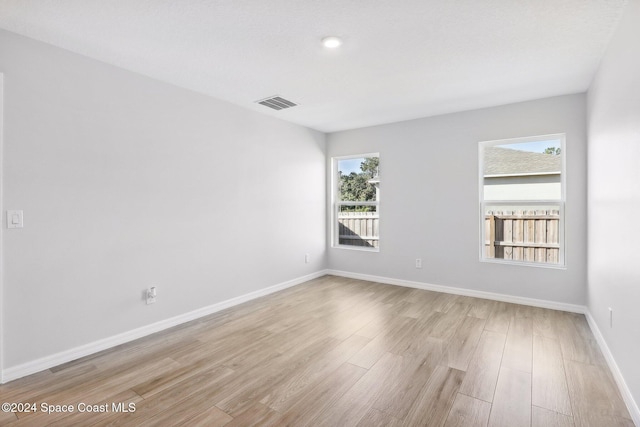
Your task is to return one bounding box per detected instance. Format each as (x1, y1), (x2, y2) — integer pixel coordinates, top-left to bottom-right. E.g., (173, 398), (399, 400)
(255, 96), (298, 111)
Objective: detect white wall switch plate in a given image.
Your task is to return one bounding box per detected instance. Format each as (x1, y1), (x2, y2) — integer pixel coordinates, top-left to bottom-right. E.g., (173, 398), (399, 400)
(7, 210), (24, 229)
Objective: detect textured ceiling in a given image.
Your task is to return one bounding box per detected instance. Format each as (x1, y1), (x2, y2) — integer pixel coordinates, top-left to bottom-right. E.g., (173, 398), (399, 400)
(0, 0), (629, 132)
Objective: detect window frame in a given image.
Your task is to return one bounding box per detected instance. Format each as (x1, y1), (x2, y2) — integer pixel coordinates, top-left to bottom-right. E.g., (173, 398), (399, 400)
(478, 134), (566, 268)
(332, 153), (380, 252)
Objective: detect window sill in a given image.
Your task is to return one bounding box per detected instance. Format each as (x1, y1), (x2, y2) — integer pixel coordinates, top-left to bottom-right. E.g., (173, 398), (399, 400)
(332, 245), (379, 253)
(480, 258), (566, 270)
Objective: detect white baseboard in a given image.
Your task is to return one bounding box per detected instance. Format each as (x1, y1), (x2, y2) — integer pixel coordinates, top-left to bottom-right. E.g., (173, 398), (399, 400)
(1, 270), (328, 383)
(327, 269), (586, 313)
(584, 311), (640, 426)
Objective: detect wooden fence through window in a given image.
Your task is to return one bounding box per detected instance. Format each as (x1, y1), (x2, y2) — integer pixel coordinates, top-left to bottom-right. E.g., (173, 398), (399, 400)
(485, 209), (560, 264)
(338, 211), (379, 248)
(337, 209), (559, 260)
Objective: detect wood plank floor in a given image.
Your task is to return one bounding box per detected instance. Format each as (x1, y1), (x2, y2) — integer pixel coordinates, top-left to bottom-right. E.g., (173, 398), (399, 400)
(0, 276), (634, 426)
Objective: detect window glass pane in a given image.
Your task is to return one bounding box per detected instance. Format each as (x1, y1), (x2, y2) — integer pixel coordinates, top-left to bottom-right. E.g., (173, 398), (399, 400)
(483, 138), (562, 201)
(337, 157), (379, 202)
(338, 204), (379, 248)
(483, 204), (561, 264)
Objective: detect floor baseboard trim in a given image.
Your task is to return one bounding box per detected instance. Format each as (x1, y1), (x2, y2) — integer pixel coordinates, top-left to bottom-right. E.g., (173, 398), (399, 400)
(584, 311), (640, 426)
(1, 270), (328, 384)
(327, 269), (586, 313)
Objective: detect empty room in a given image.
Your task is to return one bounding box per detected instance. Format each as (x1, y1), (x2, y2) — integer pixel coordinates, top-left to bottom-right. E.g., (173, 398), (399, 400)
(0, 0), (639, 426)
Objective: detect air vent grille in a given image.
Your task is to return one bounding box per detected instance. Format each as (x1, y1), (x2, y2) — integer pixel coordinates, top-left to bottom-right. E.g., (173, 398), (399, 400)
(256, 96), (298, 111)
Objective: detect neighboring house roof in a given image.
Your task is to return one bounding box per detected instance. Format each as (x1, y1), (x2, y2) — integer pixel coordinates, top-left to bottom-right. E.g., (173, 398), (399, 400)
(484, 146), (561, 176)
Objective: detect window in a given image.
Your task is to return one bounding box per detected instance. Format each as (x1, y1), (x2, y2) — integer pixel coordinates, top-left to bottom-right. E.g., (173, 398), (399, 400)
(479, 134), (565, 266)
(333, 154), (380, 250)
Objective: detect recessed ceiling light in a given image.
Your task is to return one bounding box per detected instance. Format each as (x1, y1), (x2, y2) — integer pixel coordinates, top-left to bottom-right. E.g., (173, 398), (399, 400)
(321, 36), (343, 49)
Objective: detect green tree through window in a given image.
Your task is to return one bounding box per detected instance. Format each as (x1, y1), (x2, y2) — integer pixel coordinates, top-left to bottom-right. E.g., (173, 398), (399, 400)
(339, 157), (379, 211)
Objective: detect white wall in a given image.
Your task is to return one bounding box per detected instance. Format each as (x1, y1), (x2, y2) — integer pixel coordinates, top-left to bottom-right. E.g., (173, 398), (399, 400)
(327, 94), (587, 304)
(0, 74), (4, 379)
(0, 30), (326, 370)
(587, 0), (640, 412)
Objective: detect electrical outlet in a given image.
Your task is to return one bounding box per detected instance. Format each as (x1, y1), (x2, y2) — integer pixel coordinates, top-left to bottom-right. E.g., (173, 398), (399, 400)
(305, 253), (310, 264)
(415, 258), (422, 269)
(146, 287), (157, 305)
(609, 307), (613, 328)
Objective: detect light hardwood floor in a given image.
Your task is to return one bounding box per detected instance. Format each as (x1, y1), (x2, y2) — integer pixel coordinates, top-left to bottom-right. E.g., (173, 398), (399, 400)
(0, 276), (634, 426)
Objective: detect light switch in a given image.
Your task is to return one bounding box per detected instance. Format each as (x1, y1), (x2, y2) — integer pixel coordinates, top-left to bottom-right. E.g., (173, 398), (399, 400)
(7, 210), (23, 229)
